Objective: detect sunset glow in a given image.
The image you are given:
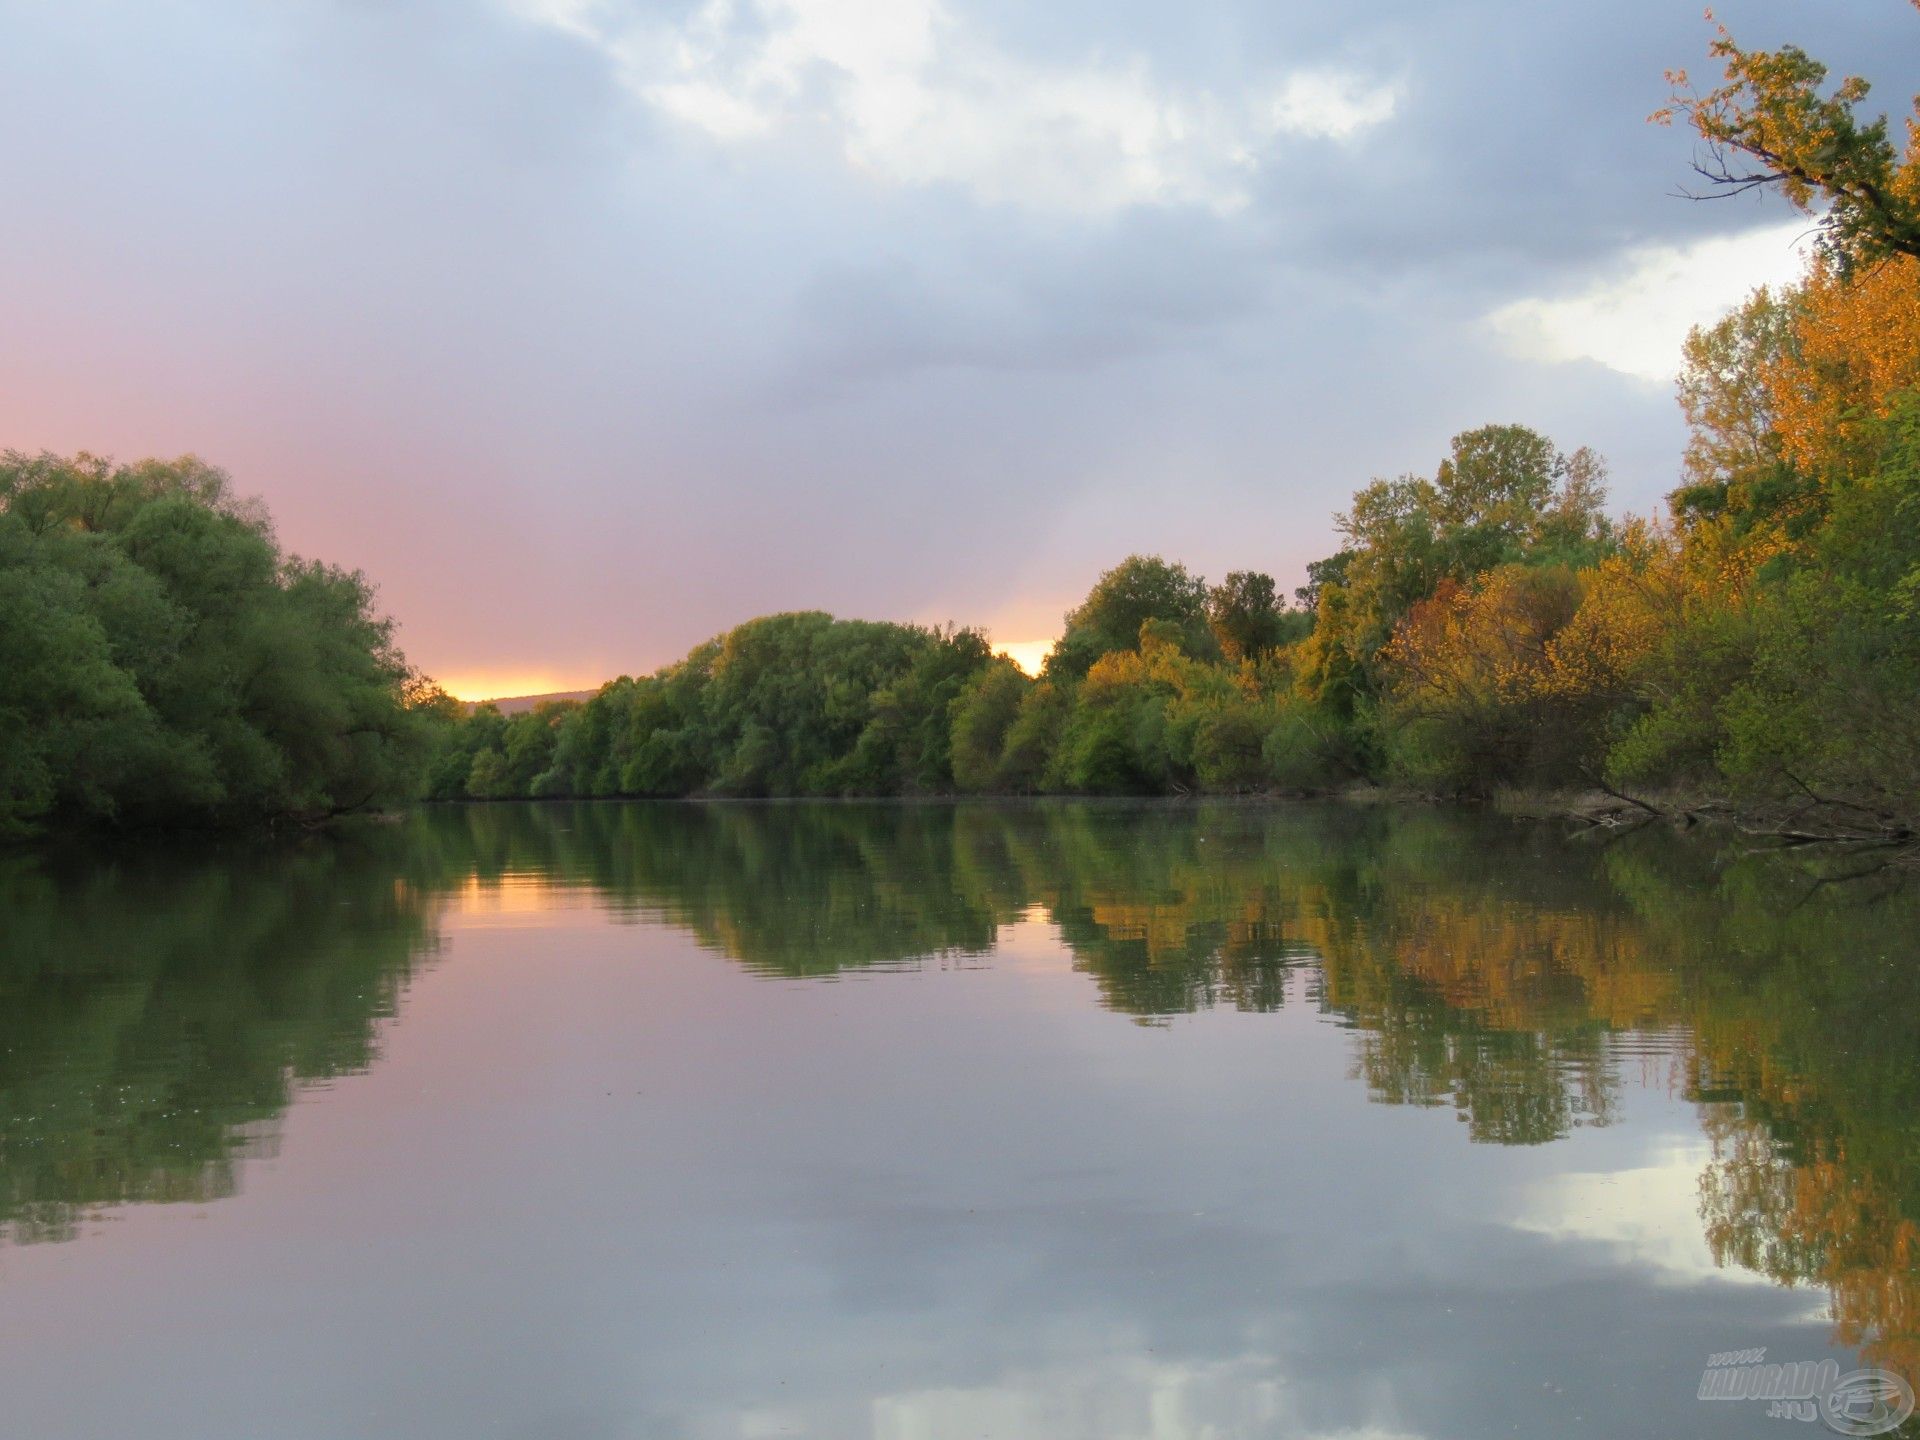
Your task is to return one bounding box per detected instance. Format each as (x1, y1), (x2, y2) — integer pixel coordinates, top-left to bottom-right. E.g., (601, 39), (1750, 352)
(6, 3), (1920, 1433)
(9, 0), (1898, 683)
(995, 639), (1055, 677)
(437, 673), (606, 704)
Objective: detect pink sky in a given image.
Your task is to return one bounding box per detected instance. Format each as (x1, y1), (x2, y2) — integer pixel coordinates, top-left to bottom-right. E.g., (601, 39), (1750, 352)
(3, 0), (1876, 697)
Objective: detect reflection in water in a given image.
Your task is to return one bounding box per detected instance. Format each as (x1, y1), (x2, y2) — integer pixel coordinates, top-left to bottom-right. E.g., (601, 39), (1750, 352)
(0, 833), (444, 1243)
(2, 799), (1917, 1384)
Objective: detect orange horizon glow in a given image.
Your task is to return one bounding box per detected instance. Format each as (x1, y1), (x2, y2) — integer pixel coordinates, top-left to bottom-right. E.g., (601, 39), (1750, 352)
(435, 636), (1056, 703)
(996, 639), (1054, 677)
(436, 672), (611, 704)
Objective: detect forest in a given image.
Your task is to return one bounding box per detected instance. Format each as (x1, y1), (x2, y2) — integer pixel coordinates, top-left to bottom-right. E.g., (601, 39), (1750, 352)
(2, 16), (1916, 839)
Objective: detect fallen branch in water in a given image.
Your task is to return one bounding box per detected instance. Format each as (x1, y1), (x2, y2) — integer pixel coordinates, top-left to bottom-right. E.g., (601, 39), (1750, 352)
(1548, 784), (1918, 853)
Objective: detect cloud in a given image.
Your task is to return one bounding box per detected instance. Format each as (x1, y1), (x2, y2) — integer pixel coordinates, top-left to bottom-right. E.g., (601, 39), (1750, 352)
(506, 0), (1399, 215)
(1268, 68), (1401, 141)
(1510, 1141), (1778, 1288)
(5, 0), (1917, 684)
(1485, 220), (1814, 383)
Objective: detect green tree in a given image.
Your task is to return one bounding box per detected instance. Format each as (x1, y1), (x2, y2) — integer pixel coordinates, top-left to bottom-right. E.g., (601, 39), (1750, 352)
(1714, 397), (1920, 815)
(1671, 287), (1806, 528)
(999, 681), (1069, 792)
(1046, 555), (1218, 680)
(0, 559), (148, 834)
(1207, 570), (1305, 662)
(949, 660), (1031, 792)
(842, 627), (995, 793)
(0, 452), (426, 835)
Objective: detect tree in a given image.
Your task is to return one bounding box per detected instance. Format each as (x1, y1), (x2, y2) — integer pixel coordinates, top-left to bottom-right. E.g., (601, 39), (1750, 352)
(1295, 551), (1353, 611)
(0, 451), (427, 835)
(1713, 396), (1920, 816)
(1532, 446), (1614, 563)
(1378, 565), (1590, 793)
(418, 613), (1004, 802)
(846, 627), (995, 793)
(1046, 555), (1218, 680)
(949, 660), (1029, 792)
(1657, 11), (1920, 266)
(1672, 286), (1802, 526)
(1207, 570), (1303, 662)
(0, 561), (148, 834)
(1767, 255), (1920, 485)
(464, 747), (509, 800)
(1302, 425), (1613, 730)
(999, 682), (1069, 792)
(699, 613), (934, 794)
(1192, 705), (1268, 790)
(1433, 423), (1560, 537)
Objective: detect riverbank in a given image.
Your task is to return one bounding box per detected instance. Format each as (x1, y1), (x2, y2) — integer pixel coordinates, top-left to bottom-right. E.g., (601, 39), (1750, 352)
(1489, 785), (1920, 860)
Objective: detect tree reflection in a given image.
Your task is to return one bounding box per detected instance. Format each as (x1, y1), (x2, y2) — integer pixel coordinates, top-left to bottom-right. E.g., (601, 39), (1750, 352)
(2, 798), (1916, 1377)
(0, 829), (442, 1242)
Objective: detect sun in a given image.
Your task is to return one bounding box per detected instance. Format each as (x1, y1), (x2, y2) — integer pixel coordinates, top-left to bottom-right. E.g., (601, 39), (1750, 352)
(435, 670), (595, 704)
(995, 639), (1054, 677)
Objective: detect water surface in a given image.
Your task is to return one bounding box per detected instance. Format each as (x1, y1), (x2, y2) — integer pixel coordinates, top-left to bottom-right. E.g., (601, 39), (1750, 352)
(2, 800), (1916, 1439)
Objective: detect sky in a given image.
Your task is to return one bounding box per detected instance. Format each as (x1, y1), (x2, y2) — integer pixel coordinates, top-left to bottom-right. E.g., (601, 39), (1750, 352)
(0, 0), (1909, 697)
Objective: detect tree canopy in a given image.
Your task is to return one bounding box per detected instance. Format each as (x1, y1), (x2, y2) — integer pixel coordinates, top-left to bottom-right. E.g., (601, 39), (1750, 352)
(0, 453), (427, 837)
(1657, 7), (1920, 265)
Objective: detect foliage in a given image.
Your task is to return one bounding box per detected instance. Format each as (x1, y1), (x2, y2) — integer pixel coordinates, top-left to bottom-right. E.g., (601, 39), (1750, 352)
(1045, 554), (1218, 680)
(1206, 570), (1307, 662)
(418, 614), (1001, 803)
(1768, 255), (1920, 484)
(14, 7), (1920, 821)
(949, 660), (1031, 793)
(0, 453), (427, 837)
(1671, 285), (1802, 529)
(1378, 565), (1589, 792)
(1302, 425), (1615, 723)
(1713, 398), (1920, 809)
(997, 680), (1070, 792)
(1656, 10), (1920, 266)
(1607, 255), (1920, 812)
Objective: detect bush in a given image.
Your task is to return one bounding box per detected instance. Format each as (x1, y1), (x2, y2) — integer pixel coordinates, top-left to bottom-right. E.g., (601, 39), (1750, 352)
(1376, 565), (1588, 793)
(0, 452), (426, 835)
(949, 661), (1029, 792)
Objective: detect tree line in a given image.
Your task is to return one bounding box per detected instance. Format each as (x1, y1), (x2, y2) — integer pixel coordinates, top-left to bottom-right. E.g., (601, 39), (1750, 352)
(3, 13), (1915, 836)
(422, 18), (1920, 823)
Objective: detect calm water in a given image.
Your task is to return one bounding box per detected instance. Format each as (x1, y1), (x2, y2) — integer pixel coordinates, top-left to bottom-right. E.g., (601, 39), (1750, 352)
(2, 800), (1917, 1439)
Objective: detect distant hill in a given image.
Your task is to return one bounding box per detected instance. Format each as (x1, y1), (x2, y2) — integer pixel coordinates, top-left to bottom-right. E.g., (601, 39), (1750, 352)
(468, 689), (599, 715)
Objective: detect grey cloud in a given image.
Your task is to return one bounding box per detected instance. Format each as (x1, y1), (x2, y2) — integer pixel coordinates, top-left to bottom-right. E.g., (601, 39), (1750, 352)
(0, 0), (1910, 680)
